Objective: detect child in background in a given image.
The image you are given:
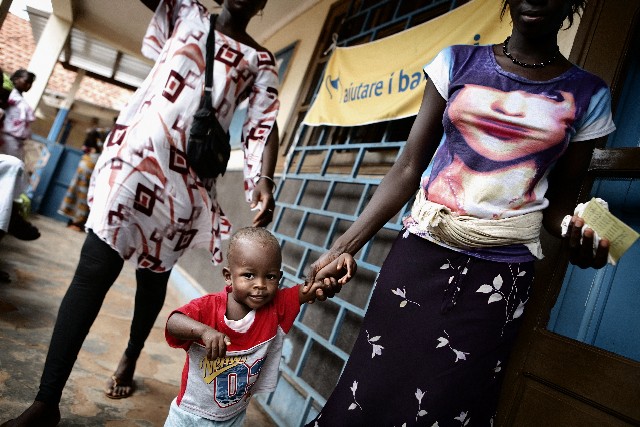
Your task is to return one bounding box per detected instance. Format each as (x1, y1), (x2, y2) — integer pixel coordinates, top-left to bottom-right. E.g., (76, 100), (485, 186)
(164, 227), (355, 426)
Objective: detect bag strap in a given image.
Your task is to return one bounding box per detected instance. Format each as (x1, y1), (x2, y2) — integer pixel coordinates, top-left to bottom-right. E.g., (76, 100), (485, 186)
(201, 14), (217, 107)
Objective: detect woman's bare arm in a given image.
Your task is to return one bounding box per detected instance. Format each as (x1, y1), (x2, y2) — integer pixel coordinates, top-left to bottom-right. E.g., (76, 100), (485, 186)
(305, 79), (446, 287)
(544, 137), (609, 269)
(252, 123), (279, 226)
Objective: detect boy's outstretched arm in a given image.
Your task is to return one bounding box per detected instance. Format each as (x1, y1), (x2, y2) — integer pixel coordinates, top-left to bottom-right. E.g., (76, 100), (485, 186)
(167, 312), (231, 360)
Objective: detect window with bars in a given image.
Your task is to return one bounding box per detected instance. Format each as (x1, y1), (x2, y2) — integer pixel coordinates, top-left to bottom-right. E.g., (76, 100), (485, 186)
(258, 1), (470, 425)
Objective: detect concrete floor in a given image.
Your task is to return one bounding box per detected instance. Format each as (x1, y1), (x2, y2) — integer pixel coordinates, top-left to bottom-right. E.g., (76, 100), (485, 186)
(0, 215), (276, 426)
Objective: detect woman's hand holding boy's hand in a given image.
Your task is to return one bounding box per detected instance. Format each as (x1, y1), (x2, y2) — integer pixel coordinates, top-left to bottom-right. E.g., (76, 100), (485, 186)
(201, 326), (231, 360)
(564, 215), (609, 269)
(303, 253), (357, 302)
(305, 249), (343, 287)
(325, 253), (357, 285)
(301, 279), (338, 305)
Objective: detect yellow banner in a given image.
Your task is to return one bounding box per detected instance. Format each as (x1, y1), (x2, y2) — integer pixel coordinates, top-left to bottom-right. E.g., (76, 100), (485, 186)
(303, 0), (512, 127)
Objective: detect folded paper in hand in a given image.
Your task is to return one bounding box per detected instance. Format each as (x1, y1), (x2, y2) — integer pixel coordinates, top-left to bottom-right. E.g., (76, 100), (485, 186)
(561, 197), (639, 265)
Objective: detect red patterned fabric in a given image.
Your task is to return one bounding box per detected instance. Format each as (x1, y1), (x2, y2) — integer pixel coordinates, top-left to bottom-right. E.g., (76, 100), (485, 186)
(86, 0), (279, 270)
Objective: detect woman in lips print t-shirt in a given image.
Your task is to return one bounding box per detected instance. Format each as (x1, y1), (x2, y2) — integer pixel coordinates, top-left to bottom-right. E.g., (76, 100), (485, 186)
(304, 0), (616, 425)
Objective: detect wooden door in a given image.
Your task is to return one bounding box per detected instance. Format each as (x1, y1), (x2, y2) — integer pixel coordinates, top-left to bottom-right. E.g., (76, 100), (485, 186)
(496, 1), (640, 425)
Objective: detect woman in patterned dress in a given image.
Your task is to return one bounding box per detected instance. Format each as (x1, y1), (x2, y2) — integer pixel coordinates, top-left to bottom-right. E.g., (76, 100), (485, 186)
(3, 0), (279, 425)
(58, 127), (104, 231)
(305, 0), (614, 425)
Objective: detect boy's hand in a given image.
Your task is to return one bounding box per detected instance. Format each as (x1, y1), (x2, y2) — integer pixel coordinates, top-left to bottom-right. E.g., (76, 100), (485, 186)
(305, 277), (338, 303)
(304, 253), (357, 302)
(201, 327), (231, 360)
(298, 276), (341, 305)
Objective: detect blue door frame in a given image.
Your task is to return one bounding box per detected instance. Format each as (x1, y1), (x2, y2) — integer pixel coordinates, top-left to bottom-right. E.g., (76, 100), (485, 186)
(548, 31), (640, 362)
(29, 134), (83, 222)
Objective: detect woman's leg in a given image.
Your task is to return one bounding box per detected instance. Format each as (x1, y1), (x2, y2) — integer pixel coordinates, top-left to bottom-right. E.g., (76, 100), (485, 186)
(105, 267), (170, 398)
(3, 230), (123, 426)
(38, 230), (124, 403)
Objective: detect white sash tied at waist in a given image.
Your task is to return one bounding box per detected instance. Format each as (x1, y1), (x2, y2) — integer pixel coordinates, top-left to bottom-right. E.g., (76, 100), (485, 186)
(409, 190), (544, 259)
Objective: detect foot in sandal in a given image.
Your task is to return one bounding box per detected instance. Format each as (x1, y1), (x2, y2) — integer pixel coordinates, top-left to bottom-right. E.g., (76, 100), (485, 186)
(104, 352), (137, 399)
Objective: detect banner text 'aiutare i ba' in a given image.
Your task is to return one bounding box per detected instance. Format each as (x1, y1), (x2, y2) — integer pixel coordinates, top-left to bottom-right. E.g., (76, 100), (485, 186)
(303, 0), (511, 127)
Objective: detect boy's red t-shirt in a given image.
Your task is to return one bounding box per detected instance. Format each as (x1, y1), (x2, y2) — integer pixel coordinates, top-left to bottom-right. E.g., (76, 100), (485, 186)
(165, 285), (300, 421)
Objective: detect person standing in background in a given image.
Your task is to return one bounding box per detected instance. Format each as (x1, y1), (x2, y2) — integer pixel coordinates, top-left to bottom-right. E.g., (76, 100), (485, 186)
(0, 66), (39, 282)
(0, 69), (36, 162)
(58, 126), (104, 232)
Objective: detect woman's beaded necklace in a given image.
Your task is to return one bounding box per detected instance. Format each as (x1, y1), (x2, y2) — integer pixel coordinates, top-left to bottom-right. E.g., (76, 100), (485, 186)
(502, 36), (559, 69)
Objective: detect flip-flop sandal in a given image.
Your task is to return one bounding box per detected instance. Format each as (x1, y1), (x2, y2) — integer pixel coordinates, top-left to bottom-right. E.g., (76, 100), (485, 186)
(0, 270), (10, 283)
(104, 375), (136, 399)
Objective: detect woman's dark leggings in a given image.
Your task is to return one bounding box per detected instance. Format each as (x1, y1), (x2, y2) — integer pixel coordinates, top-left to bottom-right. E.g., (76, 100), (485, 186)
(36, 230), (171, 404)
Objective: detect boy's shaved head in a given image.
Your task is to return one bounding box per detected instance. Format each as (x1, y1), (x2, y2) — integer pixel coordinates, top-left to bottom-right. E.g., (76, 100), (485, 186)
(227, 227), (281, 265)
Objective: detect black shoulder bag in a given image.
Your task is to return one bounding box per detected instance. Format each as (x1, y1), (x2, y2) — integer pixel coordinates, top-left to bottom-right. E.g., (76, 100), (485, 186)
(187, 14), (231, 179)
